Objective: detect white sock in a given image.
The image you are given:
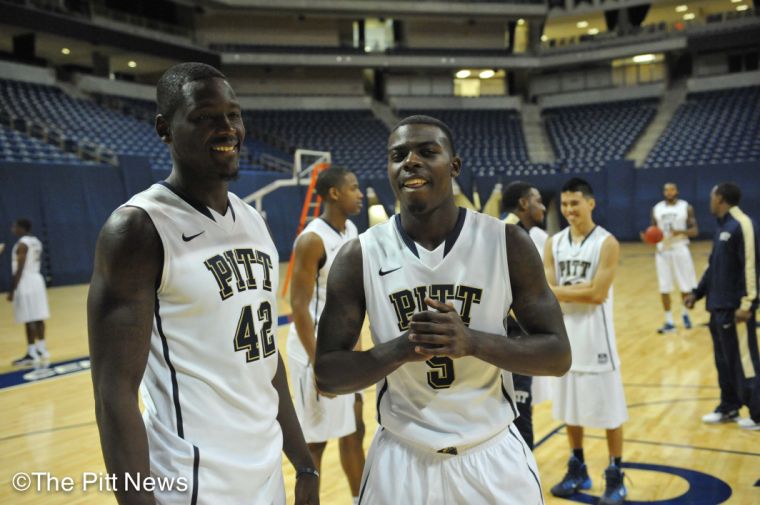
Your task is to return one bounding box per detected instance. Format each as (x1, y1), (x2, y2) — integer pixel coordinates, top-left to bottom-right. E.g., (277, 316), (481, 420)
(36, 339), (47, 353)
(353, 498), (359, 505)
(664, 311), (674, 325)
(27, 344), (39, 357)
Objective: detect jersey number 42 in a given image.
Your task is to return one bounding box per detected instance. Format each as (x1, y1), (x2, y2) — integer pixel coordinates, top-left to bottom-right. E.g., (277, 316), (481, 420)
(233, 301), (276, 362)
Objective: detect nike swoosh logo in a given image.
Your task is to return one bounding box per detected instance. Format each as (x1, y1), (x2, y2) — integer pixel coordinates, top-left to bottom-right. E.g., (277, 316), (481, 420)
(182, 231), (205, 242)
(379, 266), (402, 276)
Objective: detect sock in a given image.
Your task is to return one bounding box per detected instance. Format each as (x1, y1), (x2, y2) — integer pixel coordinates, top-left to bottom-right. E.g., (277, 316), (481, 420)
(573, 449), (584, 463)
(611, 457), (622, 467)
(664, 311), (674, 325)
(353, 498), (359, 505)
(682, 307), (690, 318)
(36, 339), (47, 353)
(27, 344), (39, 357)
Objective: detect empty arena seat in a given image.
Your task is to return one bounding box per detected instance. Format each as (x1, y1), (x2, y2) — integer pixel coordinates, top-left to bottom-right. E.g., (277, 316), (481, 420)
(643, 86), (760, 168)
(543, 99), (657, 172)
(0, 123), (82, 164)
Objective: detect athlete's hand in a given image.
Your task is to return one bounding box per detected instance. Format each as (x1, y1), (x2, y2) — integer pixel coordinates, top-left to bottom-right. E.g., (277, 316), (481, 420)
(294, 472), (320, 505)
(6, 291), (12, 302)
(684, 293), (696, 309)
(408, 298), (474, 358)
(735, 308), (751, 324)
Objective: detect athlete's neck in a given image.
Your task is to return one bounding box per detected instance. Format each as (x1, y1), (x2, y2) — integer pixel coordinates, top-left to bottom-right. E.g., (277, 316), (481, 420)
(570, 220), (596, 241)
(321, 205), (347, 233)
(166, 171), (229, 215)
(400, 199), (460, 251)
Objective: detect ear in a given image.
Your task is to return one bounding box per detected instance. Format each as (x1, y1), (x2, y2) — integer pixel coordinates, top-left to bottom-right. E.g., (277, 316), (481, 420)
(328, 186), (340, 202)
(518, 196), (529, 211)
(155, 114), (171, 144)
(450, 156), (462, 178)
(588, 197), (596, 211)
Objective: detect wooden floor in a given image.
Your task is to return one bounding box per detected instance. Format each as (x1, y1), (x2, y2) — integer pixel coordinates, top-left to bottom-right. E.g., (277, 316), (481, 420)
(1, 241), (758, 504)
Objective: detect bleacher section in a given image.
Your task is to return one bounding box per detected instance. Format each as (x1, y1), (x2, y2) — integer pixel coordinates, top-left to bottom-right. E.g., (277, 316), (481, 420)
(644, 86), (760, 168)
(0, 123), (82, 164)
(544, 99), (657, 172)
(398, 109), (551, 176)
(247, 110), (389, 178)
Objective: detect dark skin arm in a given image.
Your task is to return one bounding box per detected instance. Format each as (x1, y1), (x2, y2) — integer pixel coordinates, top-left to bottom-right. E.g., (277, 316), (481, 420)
(272, 354), (320, 505)
(6, 242), (28, 301)
(87, 207), (160, 505)
(290, 232), (325, 365)
(315, 226), (571, 394)
(672, 205), (699, 238)
(408, 224), (571, 376)
(315, 239), (427, 394)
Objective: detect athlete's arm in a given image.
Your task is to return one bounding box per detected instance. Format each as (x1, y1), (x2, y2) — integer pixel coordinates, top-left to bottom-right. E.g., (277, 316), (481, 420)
(551, 235), (620, 305)
(290, 232), (325, 364)
(87, 207), (160, 505)
(6, 242), (27, 301)
(408, 224), (571, 376)
(680, 205), (699, 238)
(315, 239), (427, 394)
(272, 354), (320, 504)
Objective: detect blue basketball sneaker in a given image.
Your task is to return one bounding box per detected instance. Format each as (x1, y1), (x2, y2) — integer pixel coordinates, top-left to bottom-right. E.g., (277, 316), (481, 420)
(682, 313), (692, 329)
(657, 322), (676, 334)
(550, 456), (592, 497)
(599, 464), (627, 505)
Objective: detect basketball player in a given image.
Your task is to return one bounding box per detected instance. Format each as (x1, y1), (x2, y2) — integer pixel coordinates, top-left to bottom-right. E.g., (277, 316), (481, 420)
(502, 181), (551, 449)
(287, 166), (366, 502)
(8, 218), (51, 365)
(88, 63), (319, 505)
(315, 115), (571, 504)
(544, 178), (627, 505)
(685, 183), (759, 429)
(643, 183), (699, 333)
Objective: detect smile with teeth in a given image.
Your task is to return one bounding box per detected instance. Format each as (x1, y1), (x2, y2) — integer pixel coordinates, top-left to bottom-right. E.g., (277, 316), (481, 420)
(403, 178), (427, 189)
(211, 145), (236, 152)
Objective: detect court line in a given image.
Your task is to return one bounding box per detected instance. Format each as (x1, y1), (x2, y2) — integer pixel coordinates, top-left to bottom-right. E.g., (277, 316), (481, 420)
(623, 383), (719, 390)
(534, 396), (760, 458)
(0, 421), (96, 443)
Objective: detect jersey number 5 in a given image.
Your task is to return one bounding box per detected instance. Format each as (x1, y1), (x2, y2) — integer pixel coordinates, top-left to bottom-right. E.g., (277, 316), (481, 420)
(234, 301), (276, 362)
(426, 357), (455, 389)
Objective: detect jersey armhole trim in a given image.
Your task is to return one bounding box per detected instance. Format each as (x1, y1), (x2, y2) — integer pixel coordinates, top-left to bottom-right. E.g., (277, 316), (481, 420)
(122, 204), (168, 295)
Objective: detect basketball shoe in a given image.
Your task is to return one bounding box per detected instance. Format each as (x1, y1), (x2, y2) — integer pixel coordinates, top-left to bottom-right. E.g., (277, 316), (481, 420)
(656, 323), (676, 334)
(599, 464), (627, 505)
(12, 353), (39, 366)
(682, 314), (692, 329)
(550, 456), (591, 497)
(738, 418), (760, 430)
(702, 408), (739, 424)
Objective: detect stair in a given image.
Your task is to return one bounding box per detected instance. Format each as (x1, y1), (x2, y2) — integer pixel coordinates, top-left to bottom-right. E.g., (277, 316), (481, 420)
(370, 99), (399, 130)
(521, 104), (555, 164)
(627, 80), (688, 167)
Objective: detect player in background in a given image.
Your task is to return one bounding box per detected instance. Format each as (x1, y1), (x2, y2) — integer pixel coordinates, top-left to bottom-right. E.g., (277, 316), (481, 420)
(643, 183), (699, 333)
(287, 166), (366, 503)
(315, 115), (571, 504)
(502, 181), (551, 449)
(545, 178), (628, 505)
(8, 218), (51, 365)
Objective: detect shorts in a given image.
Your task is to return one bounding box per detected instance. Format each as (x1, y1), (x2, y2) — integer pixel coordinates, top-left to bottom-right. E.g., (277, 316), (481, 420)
(655, 246), (697, 294)
(532, 376), (554, 405)
(357, 424), (543, 505)
(289, 358), (357, 444)
(553, 369), (628, 429)
(13, 273), (50, 323)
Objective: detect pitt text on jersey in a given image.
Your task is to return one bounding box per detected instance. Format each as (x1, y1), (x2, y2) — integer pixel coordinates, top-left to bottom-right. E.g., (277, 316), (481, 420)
(388, 284), (484, 332)
(204, 248), (277, 363)
(559, 260), (592, 285)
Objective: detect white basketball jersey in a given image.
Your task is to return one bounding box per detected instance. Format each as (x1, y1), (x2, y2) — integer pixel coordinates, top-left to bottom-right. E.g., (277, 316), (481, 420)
(287, 218), (358, 365)
(125, 183), (283, 504)
(504, 213), (548, 260)
(552, 226), (620, 373)
(361, 208), (517, 451)
(12, 236), (43, 276)
(653, 199), (690, 251)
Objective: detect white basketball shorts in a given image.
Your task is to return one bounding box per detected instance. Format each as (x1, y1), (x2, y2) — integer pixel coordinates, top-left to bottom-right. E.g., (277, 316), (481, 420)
(655, 246), (697, 294)
(357, 424), (543, 505)
(13, 273), (50, 323)
(289, 357), (357, 444)
(552, 368), (628, 429)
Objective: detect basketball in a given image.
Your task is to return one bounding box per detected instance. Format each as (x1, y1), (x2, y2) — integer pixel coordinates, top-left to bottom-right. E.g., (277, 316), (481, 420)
(644, 225), (664, 244)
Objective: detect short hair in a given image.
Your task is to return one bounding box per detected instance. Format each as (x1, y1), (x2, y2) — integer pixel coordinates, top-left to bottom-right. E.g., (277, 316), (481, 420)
(714, 182), (741, 206)
(502, 181), (536, 213)
(15, 218), (31, 231)
(315, 166), (351, 199)
(390, 115), (456, 156)
(561, 177), (594, 197)
(156, 62), (227, 121)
